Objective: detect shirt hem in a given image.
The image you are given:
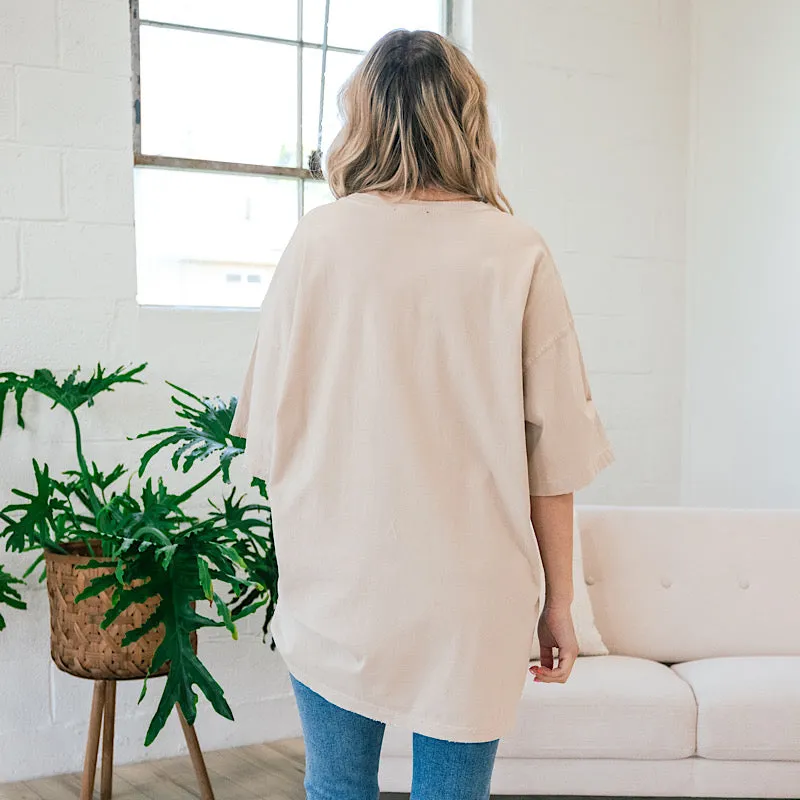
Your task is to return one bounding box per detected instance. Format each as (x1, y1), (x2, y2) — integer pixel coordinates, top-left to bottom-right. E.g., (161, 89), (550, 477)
(529, 444), (616, 497)
(277, 643), (511, 743)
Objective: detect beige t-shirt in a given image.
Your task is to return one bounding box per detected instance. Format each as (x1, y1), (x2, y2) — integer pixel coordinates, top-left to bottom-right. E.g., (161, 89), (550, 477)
(231, 191), (613, 742)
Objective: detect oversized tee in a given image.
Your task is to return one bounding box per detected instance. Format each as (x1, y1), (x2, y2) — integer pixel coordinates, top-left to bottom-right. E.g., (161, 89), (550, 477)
(230, 191), (614, 743)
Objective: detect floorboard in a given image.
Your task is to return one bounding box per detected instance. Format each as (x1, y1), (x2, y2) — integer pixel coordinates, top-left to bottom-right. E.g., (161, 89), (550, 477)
(1, 741), (752, 800)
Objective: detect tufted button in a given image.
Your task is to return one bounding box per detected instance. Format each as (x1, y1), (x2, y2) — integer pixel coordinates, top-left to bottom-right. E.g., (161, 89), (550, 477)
(739, 577), (750, 589)
(661, 577), (673, 588)
(584, 575), (595, 586)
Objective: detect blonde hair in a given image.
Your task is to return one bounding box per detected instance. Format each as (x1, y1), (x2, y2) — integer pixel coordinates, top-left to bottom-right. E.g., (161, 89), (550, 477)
(324, 29), (512, 214)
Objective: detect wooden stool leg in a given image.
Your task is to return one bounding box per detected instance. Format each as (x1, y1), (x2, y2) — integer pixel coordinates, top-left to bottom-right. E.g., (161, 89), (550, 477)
(100, 681), (116, 800)
(177, 705), (215, 800)
(81, 681), (106, 800)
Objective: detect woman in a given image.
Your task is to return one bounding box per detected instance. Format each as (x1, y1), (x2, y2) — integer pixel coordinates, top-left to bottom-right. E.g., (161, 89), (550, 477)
(231, 28), (613, 800)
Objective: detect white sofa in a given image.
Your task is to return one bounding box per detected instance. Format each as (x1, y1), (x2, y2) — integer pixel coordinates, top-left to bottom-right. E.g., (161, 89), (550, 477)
(378, 506), (800, 797)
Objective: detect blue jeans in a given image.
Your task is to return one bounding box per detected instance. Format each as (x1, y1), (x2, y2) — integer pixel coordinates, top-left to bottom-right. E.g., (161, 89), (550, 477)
(289, 673), (500, 800)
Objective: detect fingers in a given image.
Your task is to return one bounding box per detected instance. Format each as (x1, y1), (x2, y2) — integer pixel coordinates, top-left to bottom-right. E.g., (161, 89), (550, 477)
(530, 648), (577, 684)
(539, 644), (554, 670)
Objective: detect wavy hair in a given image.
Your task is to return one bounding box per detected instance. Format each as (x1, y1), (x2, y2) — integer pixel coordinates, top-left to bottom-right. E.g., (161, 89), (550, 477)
(324, 29), (512, 214)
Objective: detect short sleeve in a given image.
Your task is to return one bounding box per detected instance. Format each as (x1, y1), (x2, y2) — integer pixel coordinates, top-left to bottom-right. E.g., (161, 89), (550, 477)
(523, 244), (614, 496)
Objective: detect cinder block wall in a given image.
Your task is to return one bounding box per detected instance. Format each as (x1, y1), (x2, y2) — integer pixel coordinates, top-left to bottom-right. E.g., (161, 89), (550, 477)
(472, 0), (690, 506)
(0, 0), (691, 782)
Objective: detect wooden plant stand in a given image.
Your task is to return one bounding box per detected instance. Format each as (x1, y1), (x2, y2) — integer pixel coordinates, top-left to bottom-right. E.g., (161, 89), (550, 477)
(80, 680), (215, 800)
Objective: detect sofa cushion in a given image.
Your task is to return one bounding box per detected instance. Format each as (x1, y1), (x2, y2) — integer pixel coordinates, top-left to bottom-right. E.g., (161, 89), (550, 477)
(499, 655), (696, 759)
(578, 506), (800, 662)
(671, 656), (800, 761)
(381, 656), (695, 759)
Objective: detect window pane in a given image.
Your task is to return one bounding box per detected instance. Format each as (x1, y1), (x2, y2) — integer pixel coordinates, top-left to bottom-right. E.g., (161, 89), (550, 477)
(140, 26), (298, 167)
(304, 179), (335, 213)
(302, 48), (362, 168)
(303, 0), (443, 50)
(139, 0), (298, 40)
(135, 168), (299, 308)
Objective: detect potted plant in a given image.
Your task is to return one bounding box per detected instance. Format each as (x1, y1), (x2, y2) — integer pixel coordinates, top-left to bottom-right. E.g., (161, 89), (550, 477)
(0, 365), (278, 748)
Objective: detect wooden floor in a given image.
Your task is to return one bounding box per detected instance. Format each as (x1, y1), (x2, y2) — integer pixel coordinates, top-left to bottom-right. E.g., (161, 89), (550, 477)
(0, 738), (541, 800)
(0, 740), (308, 800)
(0, 741), (727, 800)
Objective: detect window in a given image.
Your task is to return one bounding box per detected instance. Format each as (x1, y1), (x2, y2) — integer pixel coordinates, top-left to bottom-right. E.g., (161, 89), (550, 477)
(131, 0), (449, 308)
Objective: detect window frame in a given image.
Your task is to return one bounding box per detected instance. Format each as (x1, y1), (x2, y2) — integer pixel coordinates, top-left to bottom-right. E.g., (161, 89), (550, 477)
(129, 0), (453, 187)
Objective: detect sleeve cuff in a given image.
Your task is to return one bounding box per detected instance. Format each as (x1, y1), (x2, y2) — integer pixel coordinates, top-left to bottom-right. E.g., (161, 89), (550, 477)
(529, 443), (615, 497)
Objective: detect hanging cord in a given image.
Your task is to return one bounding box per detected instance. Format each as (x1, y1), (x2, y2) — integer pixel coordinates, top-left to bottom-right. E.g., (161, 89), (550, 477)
(309, 0), (331, 176)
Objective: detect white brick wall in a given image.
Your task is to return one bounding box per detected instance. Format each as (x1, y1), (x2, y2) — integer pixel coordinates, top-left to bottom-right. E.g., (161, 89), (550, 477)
(0, 0), (694, 782)
(472, 0), (690, 505)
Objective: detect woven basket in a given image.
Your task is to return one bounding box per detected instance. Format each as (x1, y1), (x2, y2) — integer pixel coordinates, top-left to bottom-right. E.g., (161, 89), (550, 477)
(45, 541), (194, 681)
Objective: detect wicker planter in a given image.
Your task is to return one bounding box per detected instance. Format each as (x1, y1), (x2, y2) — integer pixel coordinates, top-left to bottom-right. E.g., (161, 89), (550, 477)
(45, 542), (184, 681)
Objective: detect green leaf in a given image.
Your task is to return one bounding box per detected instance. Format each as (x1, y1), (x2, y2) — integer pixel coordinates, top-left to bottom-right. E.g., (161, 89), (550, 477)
(198, 559), (213, 603)
(37, 364), (147, 413)
(75, 573), (117, 604)
(133, 384), (244, 483)
(0, 460), (66, 553)
(213, 592), (237, 640)
(121, 607), (162, 646)
(22, 552), (45, 580)
(101, 581), (155, 628)
(0, 565), (26, 630)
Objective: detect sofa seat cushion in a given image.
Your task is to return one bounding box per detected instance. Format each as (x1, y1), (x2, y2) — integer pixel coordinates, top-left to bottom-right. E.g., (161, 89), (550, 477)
(671, 656), (800, 761)
(492, 655), (696, 759)
(381, 656), (696, 760)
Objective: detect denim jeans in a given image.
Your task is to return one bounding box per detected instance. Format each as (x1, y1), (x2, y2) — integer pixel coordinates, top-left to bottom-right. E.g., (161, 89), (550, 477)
(289, 672), (500, 800)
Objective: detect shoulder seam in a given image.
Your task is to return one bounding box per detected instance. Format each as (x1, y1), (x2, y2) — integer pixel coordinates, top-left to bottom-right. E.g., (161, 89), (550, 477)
(524, 318), (576, 369)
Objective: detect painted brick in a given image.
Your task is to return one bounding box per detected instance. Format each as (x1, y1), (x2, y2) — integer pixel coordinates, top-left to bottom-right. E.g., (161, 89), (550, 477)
(562, 72), (685, 149)
(0, 658), (52, 734)
(559, 256), (684, 320)
(476, 0), (661, 77)
(16, 67), (131, 149)
(49, 665), (167, 731)
(609, 426), (682, 484)
(659, 0), (691, 35)
(0, 298), (115, 369)
(21, 222), (136, 299)
(564, 197), (658, 259)
(0, 144), (63, 220)
(575, 314), (654, 374)
(0, 0), (58, 67)
(0, 66), (13, 140)
(64, 149), (135, 224)
(0, 221), (19, 296)
(48, 666), (95, 726)
(588, 372), (682, 432)
(59, 0), (132, 76)
(196, 637), (291, 708)
(566, 0), (662, 27)
(0, 412), (87, 485)
(26, 377), (165, 444)
(109, 303), (258, 392)
(194, 695), (301, 752)
(581, 479), (679, 506)
(0, 730), (80, 783)
(0, 583), (50, 651)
